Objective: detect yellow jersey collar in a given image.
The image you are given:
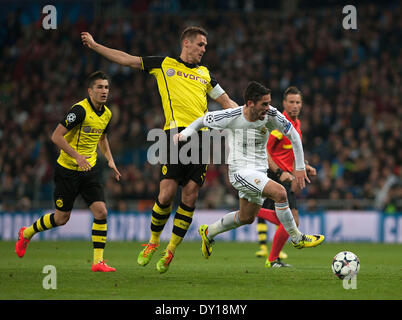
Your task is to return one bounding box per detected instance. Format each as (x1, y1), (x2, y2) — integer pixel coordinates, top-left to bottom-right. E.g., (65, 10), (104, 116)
(177, 56), (199, 69)
(87, 97), (105, 116)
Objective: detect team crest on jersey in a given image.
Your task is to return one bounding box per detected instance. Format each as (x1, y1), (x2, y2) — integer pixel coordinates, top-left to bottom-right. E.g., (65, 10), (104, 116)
(260, 127), (268, 134)
(83, 126), (91, 133)
(56, 198), (63, 208)
(166, 68), (175, 77)
(162, 165), (168, 175)
(254, 178), (261, 185)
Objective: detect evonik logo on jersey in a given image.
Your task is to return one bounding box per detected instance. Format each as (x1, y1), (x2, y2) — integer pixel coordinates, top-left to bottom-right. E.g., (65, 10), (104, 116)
(166, 68), (208, 84)
(83, 126), (104, 134)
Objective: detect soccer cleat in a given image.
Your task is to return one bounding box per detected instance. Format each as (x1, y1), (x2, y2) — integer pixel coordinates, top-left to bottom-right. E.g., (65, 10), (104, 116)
(292, 234), (325, 249)
(199, 224), (214, 259)
(156, 250), (174, 274)
(16, 227), (30, 258)
(137, 243), (159, 266)
(91, 260), (116, 272)
(265, 258), (292, 268)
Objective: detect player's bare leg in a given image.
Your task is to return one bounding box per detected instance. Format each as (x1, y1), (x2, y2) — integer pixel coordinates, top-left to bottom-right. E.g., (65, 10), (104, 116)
(200, 199), (260, 259)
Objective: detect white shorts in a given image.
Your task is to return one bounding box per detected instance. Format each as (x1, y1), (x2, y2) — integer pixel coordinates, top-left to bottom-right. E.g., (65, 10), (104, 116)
(229, 169), (270, 206)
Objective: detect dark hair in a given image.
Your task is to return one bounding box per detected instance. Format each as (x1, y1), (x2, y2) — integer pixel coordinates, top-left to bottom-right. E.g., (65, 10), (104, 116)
(86, 71), (109, 88)
(283, 86), (302, 100)
(180, 26), (208, 44)
(243, 81), (271, 105)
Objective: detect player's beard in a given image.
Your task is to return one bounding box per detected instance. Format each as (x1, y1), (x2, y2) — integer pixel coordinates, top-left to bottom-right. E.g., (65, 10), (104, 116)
(258, 109), (266, 120)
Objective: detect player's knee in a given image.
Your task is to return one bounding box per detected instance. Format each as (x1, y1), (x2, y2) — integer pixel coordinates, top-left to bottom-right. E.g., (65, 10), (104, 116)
(96, 207), (108, 220)
(158, 191), (174, 207)
(274, 185), (288, 203)
(181, 191), (198, 207)
(90, 202), (108, 220)
(158, 186), (176, 205)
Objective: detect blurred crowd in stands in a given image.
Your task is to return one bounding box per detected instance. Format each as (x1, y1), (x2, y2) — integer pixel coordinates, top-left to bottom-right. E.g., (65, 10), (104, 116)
(0, 1), (401, 212)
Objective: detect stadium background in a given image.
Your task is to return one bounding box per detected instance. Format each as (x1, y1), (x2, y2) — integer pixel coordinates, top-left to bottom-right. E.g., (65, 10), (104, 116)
(0, 0), (401, 243)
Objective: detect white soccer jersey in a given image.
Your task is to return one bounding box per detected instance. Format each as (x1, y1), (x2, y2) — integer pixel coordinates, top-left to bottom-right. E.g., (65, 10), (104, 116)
(181, 105), (305, 180)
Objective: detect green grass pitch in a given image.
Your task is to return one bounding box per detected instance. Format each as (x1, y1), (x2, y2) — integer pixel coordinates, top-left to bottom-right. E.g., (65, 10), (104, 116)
(1, 241), (401, 300)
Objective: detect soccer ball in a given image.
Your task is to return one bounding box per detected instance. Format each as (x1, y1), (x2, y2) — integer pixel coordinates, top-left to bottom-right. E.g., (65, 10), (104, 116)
(331, 251), (360, 279)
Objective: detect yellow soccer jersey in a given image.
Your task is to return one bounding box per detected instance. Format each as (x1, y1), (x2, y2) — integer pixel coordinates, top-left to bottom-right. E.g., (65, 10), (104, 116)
(57, 97), (112, 171)
(141, 56), (225, 130)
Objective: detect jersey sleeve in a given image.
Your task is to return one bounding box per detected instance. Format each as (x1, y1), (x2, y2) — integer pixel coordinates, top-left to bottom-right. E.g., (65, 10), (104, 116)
(203, 107), (242, 130)
(206, 72), (225, 100)
(60, 105), (86, 130)
(141, 56), (166, 72)
(103, 120), (111, 134)
(266, 106), (292, 136)
(180, 107), (242, 139)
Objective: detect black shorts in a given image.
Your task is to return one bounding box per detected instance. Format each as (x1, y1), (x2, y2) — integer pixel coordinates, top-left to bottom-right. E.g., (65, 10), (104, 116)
(262, 169), (297, 210)
(160, 128), (208, 187)
(53, 163), (105, 212)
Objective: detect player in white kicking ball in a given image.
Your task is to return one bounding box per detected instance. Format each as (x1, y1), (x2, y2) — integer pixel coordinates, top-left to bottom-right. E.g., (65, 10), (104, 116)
(174, 81), (324, 260)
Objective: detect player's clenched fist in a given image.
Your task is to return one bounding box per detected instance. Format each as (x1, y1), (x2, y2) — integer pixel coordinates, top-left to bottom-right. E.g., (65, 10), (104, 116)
(81, 32), (96, 49)
(173, 133), (189, 145)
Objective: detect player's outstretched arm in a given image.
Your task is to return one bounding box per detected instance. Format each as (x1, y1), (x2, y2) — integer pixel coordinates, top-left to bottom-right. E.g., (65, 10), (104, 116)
(81, 32), (142, 69)
(173, 117), (205, 144)
(215, 93), (239, 109)
(174, 108), (240, 144)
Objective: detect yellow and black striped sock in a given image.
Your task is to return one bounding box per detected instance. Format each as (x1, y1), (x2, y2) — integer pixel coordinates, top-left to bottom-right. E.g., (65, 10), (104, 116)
(23, 212), (57, 240)
(92, 218), (107, 264)
(257, 217), (268, 249)
(167, 202), (194, 254)
(150, 199), (172, 245)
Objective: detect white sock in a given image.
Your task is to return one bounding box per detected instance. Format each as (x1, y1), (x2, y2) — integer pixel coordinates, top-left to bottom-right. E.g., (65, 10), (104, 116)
(207, 211), (243, 240)
(275, 202), (302, 243)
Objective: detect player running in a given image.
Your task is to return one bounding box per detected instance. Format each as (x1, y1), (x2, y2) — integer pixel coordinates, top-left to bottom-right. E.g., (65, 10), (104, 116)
(174, 81), (324, 261)
(16, 71), (121, 272)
